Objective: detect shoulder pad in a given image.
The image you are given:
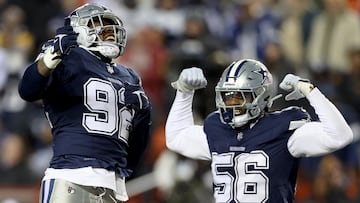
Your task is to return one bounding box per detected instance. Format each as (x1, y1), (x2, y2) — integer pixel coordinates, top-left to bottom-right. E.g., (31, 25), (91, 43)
(273, 106), (310, 130)
(113, 63), (142, 85)
(125, 65), (141, 85)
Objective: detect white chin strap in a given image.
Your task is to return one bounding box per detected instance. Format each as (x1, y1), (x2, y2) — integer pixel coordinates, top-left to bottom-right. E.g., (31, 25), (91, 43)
(233, 114), (250, 128)
(88, 42), (120, 59)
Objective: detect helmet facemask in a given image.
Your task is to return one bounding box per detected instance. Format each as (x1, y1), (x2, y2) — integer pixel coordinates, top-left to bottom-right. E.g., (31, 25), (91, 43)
(69, 4), (127, 59)
(216, 90), (256, 127)
(215, 59), (275, 128)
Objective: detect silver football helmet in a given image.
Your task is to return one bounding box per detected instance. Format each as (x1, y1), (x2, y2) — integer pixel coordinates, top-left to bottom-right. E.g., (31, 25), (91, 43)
(215, 59), (276, 128)
(68, 3), (126, 59)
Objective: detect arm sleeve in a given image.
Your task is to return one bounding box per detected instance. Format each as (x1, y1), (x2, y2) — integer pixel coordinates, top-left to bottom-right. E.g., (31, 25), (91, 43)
(165, 90), (211, 160)
(287, 88), (354, 157)
(18, 61), (49, 102)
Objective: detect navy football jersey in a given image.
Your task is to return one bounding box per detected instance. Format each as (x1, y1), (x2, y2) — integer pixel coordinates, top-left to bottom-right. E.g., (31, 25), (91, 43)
(204, 107), (309, 203)
(19, 47), (151, 177)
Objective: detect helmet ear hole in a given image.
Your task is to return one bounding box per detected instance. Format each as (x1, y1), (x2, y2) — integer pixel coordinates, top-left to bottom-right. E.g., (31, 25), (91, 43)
(249, 107), (260, 117)
(73, 26), (92, 47)
(87, 34), (96, 43)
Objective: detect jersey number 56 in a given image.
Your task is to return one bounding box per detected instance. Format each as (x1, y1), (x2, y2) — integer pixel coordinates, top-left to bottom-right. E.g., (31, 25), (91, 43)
(212, 150), (269, 203)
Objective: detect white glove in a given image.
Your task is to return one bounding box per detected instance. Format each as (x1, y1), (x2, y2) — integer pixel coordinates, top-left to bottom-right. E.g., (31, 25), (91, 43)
(42, 46), (61, 69)
(171, 67), (207, 93)
(279, 74), (314, 101)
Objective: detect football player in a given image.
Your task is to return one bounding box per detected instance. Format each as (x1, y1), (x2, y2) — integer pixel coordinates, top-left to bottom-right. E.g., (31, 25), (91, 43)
(165, 59), (353, 203)
(18, 3), (151, 203)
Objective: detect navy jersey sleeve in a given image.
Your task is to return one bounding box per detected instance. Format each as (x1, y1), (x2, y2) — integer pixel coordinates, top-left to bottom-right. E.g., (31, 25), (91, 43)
(283, 106), (311, 130)
(125, 66), (141, 84)
(126, 105), (152, 173)
(18, 40), (74, 102)
(123, 67), (152, 174)
(18, 61), (50, 102)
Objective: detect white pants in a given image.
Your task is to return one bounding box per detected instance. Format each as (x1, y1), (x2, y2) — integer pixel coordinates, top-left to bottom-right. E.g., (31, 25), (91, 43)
(39, 179), (122, 203)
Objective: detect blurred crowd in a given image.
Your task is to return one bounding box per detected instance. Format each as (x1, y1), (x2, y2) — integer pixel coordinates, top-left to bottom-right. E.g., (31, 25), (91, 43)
(0, 0), (359, 202)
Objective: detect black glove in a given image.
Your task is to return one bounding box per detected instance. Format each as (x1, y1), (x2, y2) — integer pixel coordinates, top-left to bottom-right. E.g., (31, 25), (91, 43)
(53, 18), (78, 55)
(124, 82), (150, 111)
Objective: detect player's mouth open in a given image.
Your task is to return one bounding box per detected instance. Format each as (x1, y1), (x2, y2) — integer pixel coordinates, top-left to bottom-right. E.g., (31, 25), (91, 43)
(105, 36), (115, 41)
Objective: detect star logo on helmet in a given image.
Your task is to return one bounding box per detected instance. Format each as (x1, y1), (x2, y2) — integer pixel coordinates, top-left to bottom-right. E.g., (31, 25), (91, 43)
(253, 69), (268, 84)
